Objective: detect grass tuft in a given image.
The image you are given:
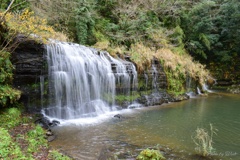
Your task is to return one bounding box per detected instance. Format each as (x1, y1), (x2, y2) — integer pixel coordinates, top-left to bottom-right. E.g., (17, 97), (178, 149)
(192, 124), (218, 157)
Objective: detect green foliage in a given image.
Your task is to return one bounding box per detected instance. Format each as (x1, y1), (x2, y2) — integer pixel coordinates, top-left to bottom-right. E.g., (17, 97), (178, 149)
(25, 0), (240, 81)
(115, 93), (140, 104)
(0, 0), (29, 12)
(0, 107), (72, 159)
(181, 0), (217, 61)
(0, 85), (21, 106)
(0, 127), (26, 159)
(0, 107), (21, 129)
(136, 148), (165, 160)
(74, 0), (96, 45)
(180, 0), (240, 79)
(199, 33), (210, 51)
(165, 70), (185, 94)
(48, 150), (72, 160)
(0, 51), (21, 107)
(0, 51), (13, 84)
(26, 125), (47, 154)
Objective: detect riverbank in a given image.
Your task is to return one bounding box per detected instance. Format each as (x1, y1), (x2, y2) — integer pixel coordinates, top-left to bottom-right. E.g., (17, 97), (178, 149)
(2, 91), (238, 160)
(0, 107), (72, 159)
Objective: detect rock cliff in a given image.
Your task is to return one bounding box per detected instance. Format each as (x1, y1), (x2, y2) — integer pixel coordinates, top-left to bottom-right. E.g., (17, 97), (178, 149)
(11, 36), (46, 111)
(11, 39), (187, 112)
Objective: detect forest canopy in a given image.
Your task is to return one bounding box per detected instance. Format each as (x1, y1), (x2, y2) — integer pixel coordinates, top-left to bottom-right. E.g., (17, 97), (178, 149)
(13, 0), (237, 81)
(1, 0), (240, 86)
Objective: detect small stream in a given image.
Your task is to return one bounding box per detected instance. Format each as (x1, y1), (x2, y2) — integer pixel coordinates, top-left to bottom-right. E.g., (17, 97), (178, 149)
(50, 92), (240, 160)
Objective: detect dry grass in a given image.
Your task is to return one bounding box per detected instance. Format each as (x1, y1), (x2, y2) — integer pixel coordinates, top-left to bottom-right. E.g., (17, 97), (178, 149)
(192, 124), (218, 157)
(128, 43), (210, 87)
(156, 47), (210, 85)
(129, 43), (153, 71)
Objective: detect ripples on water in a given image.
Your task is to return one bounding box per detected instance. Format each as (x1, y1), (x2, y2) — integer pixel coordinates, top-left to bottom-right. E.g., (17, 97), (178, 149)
(50, 93), (240, 160)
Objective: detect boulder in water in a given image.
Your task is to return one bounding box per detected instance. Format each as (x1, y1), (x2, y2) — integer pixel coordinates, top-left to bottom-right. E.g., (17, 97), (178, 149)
(114, 114), (123, 119)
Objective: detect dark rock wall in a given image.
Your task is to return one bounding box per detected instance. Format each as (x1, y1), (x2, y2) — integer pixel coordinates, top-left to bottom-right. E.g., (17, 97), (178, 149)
(11, 37), (47, 111)
(138, 58), (167, 94)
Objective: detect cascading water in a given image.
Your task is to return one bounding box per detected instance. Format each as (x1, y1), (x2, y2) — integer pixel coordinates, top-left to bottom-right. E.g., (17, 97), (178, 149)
(42, 42), (137, 120)
(151, 64), (158, 93)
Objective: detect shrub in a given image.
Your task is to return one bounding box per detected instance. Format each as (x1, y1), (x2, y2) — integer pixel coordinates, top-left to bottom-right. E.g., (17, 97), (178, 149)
(0, 51), (21, 107)
(0, 107), (21, 129)
(136, 148), (165, 160)
(128, 43), (210, 93)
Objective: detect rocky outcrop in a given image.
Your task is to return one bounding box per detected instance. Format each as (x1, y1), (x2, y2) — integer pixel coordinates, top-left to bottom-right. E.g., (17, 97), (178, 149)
(130, 58), (170, 107)
(138, 58), (168, 94)
(11, 35), (46, 111)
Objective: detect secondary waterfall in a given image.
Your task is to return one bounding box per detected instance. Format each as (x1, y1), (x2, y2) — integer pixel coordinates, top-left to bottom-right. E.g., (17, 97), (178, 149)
(42, 42), (137, 119)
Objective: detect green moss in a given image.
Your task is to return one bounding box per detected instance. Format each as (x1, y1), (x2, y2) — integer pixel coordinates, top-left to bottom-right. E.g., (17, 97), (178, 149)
(0, 107), (21, 129)
(48, 150), (72, 160)
(165, 70), (186, 95)
(28, 80), (48, 95)
(115, 92), (140, 104)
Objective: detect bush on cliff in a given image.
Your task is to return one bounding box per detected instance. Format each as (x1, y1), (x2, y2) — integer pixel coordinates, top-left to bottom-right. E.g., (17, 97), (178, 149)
(0, 4), (68, 107)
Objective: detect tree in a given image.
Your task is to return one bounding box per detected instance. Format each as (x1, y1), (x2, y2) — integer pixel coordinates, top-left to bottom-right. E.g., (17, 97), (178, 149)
(180, 0), (240, 80)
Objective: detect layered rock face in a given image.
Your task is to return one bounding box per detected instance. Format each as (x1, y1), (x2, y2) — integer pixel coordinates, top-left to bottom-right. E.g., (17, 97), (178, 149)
(134, 59), (171, 106)
(11, 36), (46, 111)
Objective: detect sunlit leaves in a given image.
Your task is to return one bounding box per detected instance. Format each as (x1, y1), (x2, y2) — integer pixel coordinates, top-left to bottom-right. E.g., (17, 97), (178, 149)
(3, 9), (64, 43)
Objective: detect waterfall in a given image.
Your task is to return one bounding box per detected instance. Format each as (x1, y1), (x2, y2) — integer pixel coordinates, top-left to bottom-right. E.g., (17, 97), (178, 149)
(186, 75), (192, 92)
(42, 42), (137, 119)
(151, 64), (158, 93)
(197, 87), (202, 95)
(202, 83), (213, 93)
(40, 76), (44, 107)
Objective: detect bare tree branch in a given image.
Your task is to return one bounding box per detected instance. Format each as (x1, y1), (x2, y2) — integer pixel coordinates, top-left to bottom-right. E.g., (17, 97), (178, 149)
(1, 0), (15, 21)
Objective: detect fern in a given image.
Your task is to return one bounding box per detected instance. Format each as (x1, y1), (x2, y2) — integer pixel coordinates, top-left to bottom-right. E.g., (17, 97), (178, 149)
(199, 33), (210, 50)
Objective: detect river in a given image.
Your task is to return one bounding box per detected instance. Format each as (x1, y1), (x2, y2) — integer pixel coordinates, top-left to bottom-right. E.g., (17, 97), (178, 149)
(50, 92), (240, 160)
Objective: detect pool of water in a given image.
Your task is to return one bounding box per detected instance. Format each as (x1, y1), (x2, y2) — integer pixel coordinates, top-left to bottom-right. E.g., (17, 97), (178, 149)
(50, 92), (240, 159)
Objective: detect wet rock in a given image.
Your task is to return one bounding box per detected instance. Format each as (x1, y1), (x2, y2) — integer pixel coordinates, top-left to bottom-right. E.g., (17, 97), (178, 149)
(216, 79), (233, 86)
(113, 114), (123, 119)
(47, 135), (56, 142)
(98, 147), (117, 160)
(35, 117), (60, 129)
(49, 120), (60, 127)
(172, 93), (190, 102)
(46, 130), (53, 136)
(121, 101), (131, 109)
(35, 117), (51, 129)
(128, 103), (143, 109)
(136, 93), (165, 106)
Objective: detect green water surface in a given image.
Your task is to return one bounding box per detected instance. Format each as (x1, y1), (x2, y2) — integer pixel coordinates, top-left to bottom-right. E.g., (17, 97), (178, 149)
(51, 92), (240, 159)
